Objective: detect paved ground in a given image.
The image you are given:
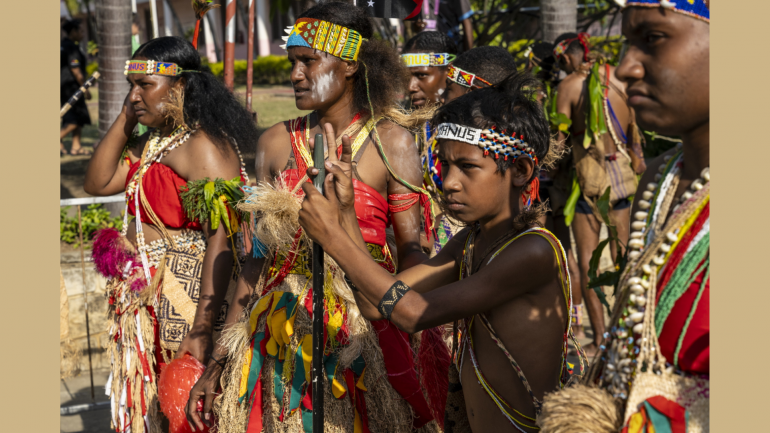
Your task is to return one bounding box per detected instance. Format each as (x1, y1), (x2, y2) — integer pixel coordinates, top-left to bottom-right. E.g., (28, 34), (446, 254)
(60, 369), (111, 433)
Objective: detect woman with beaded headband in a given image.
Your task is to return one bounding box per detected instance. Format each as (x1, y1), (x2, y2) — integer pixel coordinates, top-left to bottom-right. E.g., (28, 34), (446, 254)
(184, 3), (449, 433)
(552, 30), (647, 359)
(538, 1), (709, 432)
(83, 36), (259, 433)
(400, 31), (459, 255)
(298, 72), (587, 433)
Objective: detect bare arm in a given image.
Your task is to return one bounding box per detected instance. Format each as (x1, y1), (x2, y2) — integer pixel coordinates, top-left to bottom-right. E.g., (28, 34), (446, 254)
(378, 122), (431, 271)
(299, 181), (556, 333)
(186, 125), (287, 430)
(175, 136), (242, 363)
(83, 95), (141, 196)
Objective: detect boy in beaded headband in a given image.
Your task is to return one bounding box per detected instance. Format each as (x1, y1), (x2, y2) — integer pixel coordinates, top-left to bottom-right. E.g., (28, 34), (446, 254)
(298, 72), (586, 433)
(185, 3), (451, 432)
(553, 31), (647, 358)
(537, 2), (709, 432)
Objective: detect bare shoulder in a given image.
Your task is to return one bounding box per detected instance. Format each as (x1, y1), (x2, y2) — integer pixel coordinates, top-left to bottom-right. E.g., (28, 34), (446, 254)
(483, 229), (558, 289)
(185, 130), (230, 160)
(375, 119), (414, 149)
(556, 72), (585, 96)
(184, 130), (239, 179)
(257, 121), (292, 151)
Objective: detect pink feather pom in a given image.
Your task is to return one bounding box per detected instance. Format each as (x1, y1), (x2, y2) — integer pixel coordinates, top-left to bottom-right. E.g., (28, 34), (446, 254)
(91, 228), (135, 279)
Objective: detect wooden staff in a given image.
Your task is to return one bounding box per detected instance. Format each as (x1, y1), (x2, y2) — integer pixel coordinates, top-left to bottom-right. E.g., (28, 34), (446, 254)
(60, 71), (100, 118)
(311, 133), (326, 431)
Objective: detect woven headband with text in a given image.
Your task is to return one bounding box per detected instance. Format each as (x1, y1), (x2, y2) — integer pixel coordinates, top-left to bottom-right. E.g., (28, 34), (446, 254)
(124, 60), (197, 76)
(435, 123), (538, 164)
(401, 52), (456, 67)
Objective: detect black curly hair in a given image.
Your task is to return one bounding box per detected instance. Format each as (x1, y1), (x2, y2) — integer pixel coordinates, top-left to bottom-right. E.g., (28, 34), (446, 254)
(402, 31), (458, 60)
(133, 36), (259, 152)
(432, 71), (550, 175)
(298, 1), (408, 117)
(451, 46), (518, 86)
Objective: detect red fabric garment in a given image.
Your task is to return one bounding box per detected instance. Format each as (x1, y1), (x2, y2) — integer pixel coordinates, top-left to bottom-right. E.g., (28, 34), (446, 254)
(126, 161), (202, 231)
(282, 168), (390, 246)
(371, 320), (434, 429)
(657, 266), (709, 375)
(655, 205), (709, 375)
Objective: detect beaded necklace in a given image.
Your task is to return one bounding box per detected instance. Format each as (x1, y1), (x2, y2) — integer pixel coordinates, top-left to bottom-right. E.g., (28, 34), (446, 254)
(599, 146), (710, 399)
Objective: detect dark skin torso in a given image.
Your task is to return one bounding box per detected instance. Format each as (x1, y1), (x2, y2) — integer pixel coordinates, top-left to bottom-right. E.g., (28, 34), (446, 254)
(297, 139), (571, 433)
(457, 230), (568, 431)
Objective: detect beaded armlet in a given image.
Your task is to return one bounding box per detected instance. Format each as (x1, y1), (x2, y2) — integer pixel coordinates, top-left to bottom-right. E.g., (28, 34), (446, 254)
(179, 177), (247, 233)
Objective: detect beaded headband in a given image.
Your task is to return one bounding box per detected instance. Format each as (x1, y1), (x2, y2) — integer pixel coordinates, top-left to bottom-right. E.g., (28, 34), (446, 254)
(620, 0), (709, 23)
(447, 65), (493, 89)
(401, 52), (456, 68)
(435, 123), (538, 164)
(553, 32), (590, 62)
(281, 18), (365, 62)
(124, 60), (197, 76)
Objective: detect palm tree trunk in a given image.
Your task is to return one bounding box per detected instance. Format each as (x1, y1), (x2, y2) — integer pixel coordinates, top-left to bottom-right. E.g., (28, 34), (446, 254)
(541, 0), (577, 43)
(95, 0), (132, 140)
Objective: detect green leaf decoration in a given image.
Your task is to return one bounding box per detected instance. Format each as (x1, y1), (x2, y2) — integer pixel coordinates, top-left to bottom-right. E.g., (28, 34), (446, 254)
(564, 176), (580, 227)
(204, 181), (215, 204)
(179, 177), (247, 234)
(586, 237), (612, 312)
(585, 62), (609, 149)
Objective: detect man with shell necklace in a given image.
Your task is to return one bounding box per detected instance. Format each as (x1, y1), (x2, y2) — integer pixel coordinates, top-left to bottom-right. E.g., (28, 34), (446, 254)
(185, 3), (450, 433)
(537, 1), (710, 432)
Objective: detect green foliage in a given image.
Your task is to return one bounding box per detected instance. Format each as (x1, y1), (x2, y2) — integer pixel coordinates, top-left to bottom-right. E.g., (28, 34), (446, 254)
(207, 56), (292, 85)
(564, 176), (580, 227)
(86, 62), (99, 77)
(586, 186), (629, 316)
(179, 177), (246, 232)
(584, 63), (609, 149)
(86, 40), (99, 56)
(589, 36), (624, 65)
(60, 204), (124, 248)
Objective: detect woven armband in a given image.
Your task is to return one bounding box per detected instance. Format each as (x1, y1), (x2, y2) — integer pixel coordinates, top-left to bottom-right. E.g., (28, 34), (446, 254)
(377, 280), (411, 320)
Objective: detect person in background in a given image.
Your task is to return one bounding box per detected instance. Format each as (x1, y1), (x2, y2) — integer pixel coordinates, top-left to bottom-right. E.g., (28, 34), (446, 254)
(60, 19), (92, 156)
(418, 0), (475, 52)
(553, 32), (644, 357)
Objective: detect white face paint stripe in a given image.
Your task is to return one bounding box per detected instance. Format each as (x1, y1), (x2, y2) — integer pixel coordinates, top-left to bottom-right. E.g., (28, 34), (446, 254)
(311, 69), (335, 102)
